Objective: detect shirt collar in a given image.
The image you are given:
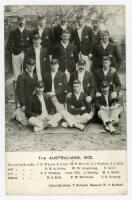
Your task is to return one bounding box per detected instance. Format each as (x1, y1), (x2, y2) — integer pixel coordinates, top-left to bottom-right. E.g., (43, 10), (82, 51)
(18, 26), (25, 33)
(61, 41), (69, 48)
(26, 69), (33, 77)
(38, 25), (44, 31)
(101, 40), (109, 47)
(33, 45), (41, 50)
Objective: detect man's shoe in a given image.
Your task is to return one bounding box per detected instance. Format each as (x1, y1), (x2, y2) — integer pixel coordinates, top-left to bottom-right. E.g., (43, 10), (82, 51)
(74, 123), (84, 131)
(108, 123), (116, 134)
(61, 122), (69, 128)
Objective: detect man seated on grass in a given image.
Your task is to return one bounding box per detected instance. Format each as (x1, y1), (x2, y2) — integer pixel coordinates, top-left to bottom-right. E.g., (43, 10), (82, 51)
(61, 80), (93, 131)
(25, 81), (62, 132)
(94, 81), (122, 135)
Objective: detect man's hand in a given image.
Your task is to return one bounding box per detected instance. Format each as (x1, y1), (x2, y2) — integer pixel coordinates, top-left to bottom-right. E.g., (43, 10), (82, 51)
(110, 104), (121, 110)
(100, 106), (109, 111)
(66, 92), (72, 98)
(85, 96), (92, 103)
(111, 67), (116, 73)
(96, 92), (101, 97)
(81, 106), (86, 110)
(111, 91), (117, 99)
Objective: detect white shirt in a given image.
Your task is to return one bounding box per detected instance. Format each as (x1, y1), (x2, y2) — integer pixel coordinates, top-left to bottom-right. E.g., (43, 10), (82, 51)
(34, 46), (42, 81)
(38, 25), (44, 37)
(101, 41), (109, 49)
(51, 71), (57, 93)
(18, 26), (25, 33)
(37, 94), (48, 118)
(78, 70), (85, 92)
(104, 94), (109, 106)
(77, 24), (84, 41)
(26, 69), (33, 79)
(103, 68), (109, 76)
(61, 41), (69, 49)
(75, 92), (81, 100)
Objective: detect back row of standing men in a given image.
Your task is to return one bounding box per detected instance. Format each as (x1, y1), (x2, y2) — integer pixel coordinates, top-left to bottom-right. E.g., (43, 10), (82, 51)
(7, 15), (122, 134)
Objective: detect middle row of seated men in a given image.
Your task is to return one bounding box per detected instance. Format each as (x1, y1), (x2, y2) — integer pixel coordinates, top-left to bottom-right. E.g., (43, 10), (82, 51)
(15, 55), (122, 134)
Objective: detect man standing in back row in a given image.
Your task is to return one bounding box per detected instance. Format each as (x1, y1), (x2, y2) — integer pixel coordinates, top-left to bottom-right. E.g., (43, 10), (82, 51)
(71, 14), (94, 71)
(7, 16), (32, 80)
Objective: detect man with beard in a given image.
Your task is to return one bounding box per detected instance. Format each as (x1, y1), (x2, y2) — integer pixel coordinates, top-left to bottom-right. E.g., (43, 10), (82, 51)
(7, 16), (32, 80)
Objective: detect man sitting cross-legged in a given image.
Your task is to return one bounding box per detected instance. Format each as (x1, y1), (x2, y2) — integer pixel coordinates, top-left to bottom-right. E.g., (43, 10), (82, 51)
(25, 81), (62, 132)
(94, 81), (122, 134)
(61, 80), (93, 131)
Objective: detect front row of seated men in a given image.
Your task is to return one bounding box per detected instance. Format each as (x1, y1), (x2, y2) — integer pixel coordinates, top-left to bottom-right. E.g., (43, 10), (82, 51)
(14, 56), (122, 134)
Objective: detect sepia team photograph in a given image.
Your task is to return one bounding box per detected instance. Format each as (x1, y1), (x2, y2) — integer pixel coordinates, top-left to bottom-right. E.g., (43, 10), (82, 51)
(5, 4), (126, 152)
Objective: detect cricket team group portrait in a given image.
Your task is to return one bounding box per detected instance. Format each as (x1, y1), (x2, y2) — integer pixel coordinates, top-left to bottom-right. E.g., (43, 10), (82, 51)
(5, 5), (127, 151)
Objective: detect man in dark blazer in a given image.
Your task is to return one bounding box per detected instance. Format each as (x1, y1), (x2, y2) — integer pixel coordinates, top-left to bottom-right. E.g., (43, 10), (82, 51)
(52, 29), (79, 79)
(25, 81), (62, 132)
(12, 58), (37, 126)
(94, 81), (122, 134)
(23, 33), (50, 81)
(92, 30), (121, 73)
(70, 14), (94, 71)
(7, 16), (32, 80)
(16, 58), (38, 109)
(44, 59), (68, 112)
(32, 16), (55, 56)
(94, 56), (121, 97)
(68, 59), (95, 103)
(61, 80), (93, 131)
(53, 16), (72, 45)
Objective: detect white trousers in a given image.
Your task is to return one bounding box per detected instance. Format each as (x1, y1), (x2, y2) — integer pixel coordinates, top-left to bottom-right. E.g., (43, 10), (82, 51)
(12, 52), (24, 80)
(79, 53), (91, 72)
(61, 110), (93, 127)
(29, 113), (62, 129)
(51, 95), (65, 113)
(98, 108), (122, 125)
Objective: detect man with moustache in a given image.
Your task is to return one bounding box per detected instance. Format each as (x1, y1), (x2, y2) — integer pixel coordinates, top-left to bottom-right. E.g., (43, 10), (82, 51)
(7, 16), (32, 80)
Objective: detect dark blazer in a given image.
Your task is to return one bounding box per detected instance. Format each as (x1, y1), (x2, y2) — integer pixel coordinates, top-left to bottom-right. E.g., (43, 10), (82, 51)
(23, 46), (50, 80)
(44, 70), (68, 103)
(7, 28), (32, 55)
(94, 68), (121, 94)
(16, 71), (38, 107)
(94, 93), (119, 113)
(53, 24), (72, 45)
(52, 42), (79, 73)
(69, 70), (95, 97)
(25, 93), (56, 118)
(92, 41), (121, 72)
(67, 92), (92, 115)
(33, 27), (55, 54)
(71, 25), (94, 55)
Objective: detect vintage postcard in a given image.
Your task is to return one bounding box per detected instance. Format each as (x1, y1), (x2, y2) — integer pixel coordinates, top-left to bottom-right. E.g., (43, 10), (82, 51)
(4, 3), (127, 195)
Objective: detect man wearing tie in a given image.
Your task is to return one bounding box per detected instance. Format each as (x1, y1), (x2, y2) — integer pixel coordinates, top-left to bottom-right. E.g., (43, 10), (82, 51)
(23, 33), (50, 81)
(44, 59), (68, 112)
(68, 59), (95, 104)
